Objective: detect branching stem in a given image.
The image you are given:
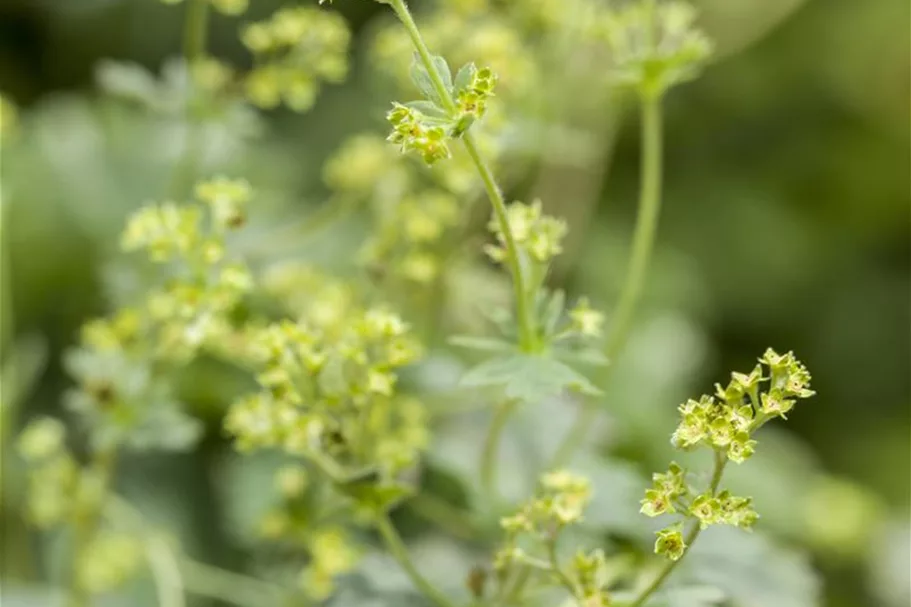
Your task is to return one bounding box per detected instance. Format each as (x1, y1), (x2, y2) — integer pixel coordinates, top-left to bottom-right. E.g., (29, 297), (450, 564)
(386, 0), (537, 352)
(375, 514), (457, 607)
(628, 450), (728, 607)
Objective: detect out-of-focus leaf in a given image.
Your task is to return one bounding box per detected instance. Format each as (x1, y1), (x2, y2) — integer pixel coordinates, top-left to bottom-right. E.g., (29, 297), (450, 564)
(869, 519), (911, 607)
(683, 527), (821, 607)
(0, 335), (48, 409)
(638, 585), (726, 607)
(461, 354), (601, 402)
(217, 451), (284, 545)
(354, 535), (478, 603)
(694, 0), (808, 57)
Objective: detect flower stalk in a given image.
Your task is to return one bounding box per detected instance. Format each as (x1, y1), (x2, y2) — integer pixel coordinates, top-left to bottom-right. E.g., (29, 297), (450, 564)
(386, 0), (537, 353)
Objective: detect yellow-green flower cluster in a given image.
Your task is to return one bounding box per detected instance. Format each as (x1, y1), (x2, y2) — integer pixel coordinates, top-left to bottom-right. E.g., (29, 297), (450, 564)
(299, 527), (361, 600)
(672, 348), (815, 462)
(569, 548), (612, 607)
(386, 103), (452, 166)
(596, 0), (712, 96)
(643, 349), (814, 562)
(485, 200), (567, 265)
(17, 418), (79, 527)
(361, 191), (461, 284)
(160, 0), (248, 17)
(455, 65), (498, 121)
(261, 263), (360, 331)
(241, 7), (350, 111)
(373, 10), (536, 99)
(492, 471), (614, 605)
(495, 471), (591, 569)
(224, 306), (425, 476)
(639, 462), (687, 517)
(76, 532), (143, 594)
(255, 466), (362, 601)
(689, 490), (758, 530)
(121, 177), (253, 357)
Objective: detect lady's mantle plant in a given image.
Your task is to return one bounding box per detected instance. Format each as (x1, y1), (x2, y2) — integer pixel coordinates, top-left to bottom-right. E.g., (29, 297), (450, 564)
(9, 0), (823, 606)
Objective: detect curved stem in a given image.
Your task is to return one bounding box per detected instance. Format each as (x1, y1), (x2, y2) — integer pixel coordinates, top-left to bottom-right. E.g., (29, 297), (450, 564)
(386, 0), (536, 351)
(550, 92), (664, 467)
(106, 496), (186, 607)
(604, 93), (663, 358)
(180, 557), (291, 607)
(629, 450), (728, 607)
(375, 514), (457, 607)
(480, 399), (517, 500)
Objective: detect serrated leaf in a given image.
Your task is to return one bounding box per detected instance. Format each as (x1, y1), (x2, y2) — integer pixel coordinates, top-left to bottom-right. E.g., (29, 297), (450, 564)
(409, 54), (452, 105)
(448, 335), (513, 353)
(453, 62), (478, 93)
(460, 354), (601, 403)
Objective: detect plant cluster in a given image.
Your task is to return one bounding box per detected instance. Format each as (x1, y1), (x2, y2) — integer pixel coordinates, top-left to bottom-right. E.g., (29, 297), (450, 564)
(6, 1), (827, 607)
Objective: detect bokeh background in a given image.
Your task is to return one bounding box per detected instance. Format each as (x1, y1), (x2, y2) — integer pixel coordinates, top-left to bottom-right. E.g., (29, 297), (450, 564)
(1, 0), (908, 606)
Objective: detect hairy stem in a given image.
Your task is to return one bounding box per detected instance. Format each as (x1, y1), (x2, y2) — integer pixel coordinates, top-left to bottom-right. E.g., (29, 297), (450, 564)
(550, 92), (664, 467)
(386, 0), (536, 352)
(480, 399), (517, 500)
(375, 514), (457, 607)
(629, 450), (728, 607)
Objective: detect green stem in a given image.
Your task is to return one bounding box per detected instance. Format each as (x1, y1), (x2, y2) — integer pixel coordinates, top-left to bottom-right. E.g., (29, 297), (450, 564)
(628, 450), (728, 607)
(68, 448), (118, 607)
(386, 0), (536, 352)
(168, 0), (210, 198)
(547, 538), (578, 597)
(604, 94), (663, 358)
(550, 92), (664, 467)
(480, 399), (517, 500)
(375, 514), (457, 607)
(180, 557), (290, 607)
(183, 0), (210, 65)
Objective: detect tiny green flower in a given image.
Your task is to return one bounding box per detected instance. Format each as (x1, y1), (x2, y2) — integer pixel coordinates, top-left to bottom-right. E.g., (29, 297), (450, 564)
(654, 525), (686, 561)
(569, 298), (605, 338)
(689, 493), (721, 529)
(640, 489), (674, 517)
(727, 432), (757, 464)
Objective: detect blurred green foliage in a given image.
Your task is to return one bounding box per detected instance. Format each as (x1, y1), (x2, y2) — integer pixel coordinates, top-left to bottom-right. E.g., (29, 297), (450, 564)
(0, 0), (908, 606)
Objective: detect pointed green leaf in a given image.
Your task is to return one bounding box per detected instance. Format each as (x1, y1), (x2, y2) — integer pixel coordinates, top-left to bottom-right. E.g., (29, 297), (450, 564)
(460, 354), (601, 403)
(453, 62), (477, 93)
